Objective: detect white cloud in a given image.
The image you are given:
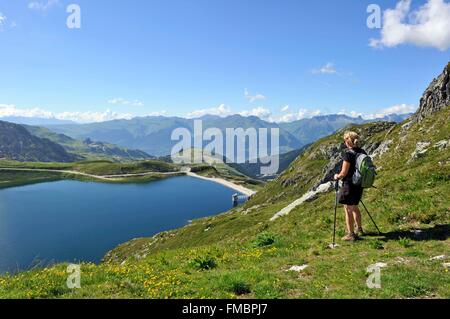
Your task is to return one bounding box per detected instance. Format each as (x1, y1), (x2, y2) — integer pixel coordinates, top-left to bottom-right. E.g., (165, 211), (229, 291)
(0, 13), (6, 25)
(244, 89), (266, 103)
(338, 109), (364, 118)
(0, 104), (132, 123)
(56, 110), (133, 123)
(0, 13), (7, 30)
(188, 104), (324, 123)
(365, 104), (417, 119)
(277, 104), (415, 123)
(239, 107), (273, 121)
(107, 98), (144, 107)
(28, 0), (60, 11)
(338, 104), (416, 119)
(312, 63), (338, 75)
(370, 0), (450, 51)
(281, 105), (290, 112)
(146, 110), (168, 117)
(0, 102), (418, 124)
(186, 104), (232, 118)
(0, 104), (53, 119)
(187, 104), (274, 121)
(0, 13), (17, 30)
(277, 108), (324, 122)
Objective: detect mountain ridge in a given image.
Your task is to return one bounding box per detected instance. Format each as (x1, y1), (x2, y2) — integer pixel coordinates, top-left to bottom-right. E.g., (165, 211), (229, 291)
(42, 113), (411, 157)
(0, 121), (78, 163)
(24, 125), (152, 161)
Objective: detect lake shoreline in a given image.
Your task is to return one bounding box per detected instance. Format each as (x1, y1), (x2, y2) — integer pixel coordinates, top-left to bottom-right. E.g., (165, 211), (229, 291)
(0, 167), (184, 190)
(0, 167), (258, 197)
(186, 172), (256, 197)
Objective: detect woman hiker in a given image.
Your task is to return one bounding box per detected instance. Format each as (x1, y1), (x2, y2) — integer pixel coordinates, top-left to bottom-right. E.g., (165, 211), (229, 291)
(334, 131), (367, 242)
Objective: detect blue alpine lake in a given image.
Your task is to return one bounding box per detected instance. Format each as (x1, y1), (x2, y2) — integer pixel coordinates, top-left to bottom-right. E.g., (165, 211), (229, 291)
(0, 176), (240, 273)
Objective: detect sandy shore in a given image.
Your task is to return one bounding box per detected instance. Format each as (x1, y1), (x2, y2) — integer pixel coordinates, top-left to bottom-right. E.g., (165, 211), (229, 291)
(186, 172), (256, 197)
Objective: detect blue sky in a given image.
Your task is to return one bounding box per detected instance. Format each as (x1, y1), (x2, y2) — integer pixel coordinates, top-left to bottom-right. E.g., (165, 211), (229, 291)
(0, 0), (449, 122)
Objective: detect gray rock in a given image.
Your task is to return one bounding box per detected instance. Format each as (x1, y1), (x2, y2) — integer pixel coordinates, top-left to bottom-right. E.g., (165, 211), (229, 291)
(412, 63), (450, 122)
(430, 255), (446, 261)
(270, 181), (335, 221)
(434, 140), (449, 150)
(410, 142), (431, 161)
(401, 121), (413, 131)
(287, 265), (308, 272)
(371, 140), (393, 158)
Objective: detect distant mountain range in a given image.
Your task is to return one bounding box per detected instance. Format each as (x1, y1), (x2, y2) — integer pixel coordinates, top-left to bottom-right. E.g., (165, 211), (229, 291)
(25, 125), (152, 161)
(0, 120), (78, 162)
(375, 113), (414, 123)
(279, 113), (412, 147)
(34, 113), (412, 157)
(0, 120), (152, 163)
(38, 115), (299, 156)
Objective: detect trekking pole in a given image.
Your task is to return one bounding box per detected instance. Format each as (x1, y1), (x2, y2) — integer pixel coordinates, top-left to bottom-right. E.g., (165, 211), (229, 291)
(331, 181), (339, 248)
(360, 200), (382, 235)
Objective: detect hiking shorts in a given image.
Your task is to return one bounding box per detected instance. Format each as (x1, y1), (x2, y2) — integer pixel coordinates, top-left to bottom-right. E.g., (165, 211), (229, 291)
(338, 181), (364, 205)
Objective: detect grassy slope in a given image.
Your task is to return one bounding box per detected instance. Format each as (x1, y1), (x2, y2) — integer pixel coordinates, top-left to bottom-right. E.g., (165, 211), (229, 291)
(0, 108), (449, 299)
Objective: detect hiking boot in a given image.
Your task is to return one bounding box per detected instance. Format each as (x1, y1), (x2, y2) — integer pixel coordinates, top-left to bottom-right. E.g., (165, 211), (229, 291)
(356, 227), (364, 237)
(341, 233), (356, 242)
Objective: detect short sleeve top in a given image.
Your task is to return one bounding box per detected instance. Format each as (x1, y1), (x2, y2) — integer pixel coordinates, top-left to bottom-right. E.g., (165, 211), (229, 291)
(342, 147), (367, 182)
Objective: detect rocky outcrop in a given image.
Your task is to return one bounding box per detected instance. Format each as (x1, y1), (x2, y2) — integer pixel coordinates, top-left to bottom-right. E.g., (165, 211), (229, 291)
(409, 142), (431, 162)
(434, 140), (449, 150)
(270, 181), (334, 221)
(413, 63), (450, 122)
(319, 152), (344, 185)
(406, 140), (448, 163)
(370, 140), (393, 158)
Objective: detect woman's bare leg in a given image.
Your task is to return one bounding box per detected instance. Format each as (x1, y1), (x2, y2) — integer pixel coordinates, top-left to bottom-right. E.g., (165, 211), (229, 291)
(344, 205), (355, 235)
(353, 206), (362, 230)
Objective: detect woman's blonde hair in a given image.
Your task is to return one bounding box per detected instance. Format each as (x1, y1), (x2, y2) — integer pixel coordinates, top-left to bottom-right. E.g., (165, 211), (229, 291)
(344, 131), (360, 148)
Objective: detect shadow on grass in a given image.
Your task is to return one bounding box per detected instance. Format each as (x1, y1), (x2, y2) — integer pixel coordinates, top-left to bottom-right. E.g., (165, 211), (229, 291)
(363, 224), (450, 242)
